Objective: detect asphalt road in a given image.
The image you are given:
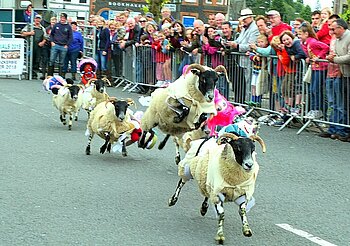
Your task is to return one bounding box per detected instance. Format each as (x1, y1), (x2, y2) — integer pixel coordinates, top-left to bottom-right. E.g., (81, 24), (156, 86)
(0, 78), (349, 246)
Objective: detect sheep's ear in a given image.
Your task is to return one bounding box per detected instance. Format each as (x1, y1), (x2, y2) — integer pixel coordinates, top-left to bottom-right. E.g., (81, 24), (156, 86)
(191, 69), (201, 76)
(126, 98), (135, 107)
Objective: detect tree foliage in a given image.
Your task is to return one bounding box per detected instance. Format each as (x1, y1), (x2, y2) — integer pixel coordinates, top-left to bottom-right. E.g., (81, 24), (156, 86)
(142, 0), (170, 22)
(300, 5), (312, 22)
(340, 0), (350, 21)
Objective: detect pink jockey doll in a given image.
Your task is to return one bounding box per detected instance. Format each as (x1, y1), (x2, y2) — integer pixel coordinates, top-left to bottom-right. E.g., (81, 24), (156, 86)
(207, 89), (246, 136)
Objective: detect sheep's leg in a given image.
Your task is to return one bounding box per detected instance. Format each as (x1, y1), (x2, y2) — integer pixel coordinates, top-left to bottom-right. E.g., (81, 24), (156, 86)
(158, 134), (170, 150)
(60, 113), (66, 125)
(68, 114), (73, 130)
(106, 143), (112, 153)
(200, 197), (209, 216)
(168, 178), (186, 206)
(214, 200), (225, 244)
(174, 140), (181, 165)
(239, 202), (252, 237)
(138, 131), (147, 148)
(121, 139), (127, 157)
(100, 133), (110, 154)
(86, 134), (93, 155)
(74, 111), (78, 121)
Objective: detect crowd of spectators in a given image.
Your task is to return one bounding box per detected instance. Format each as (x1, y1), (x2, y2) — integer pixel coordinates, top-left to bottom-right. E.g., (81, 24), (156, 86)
(21, 5), (350, 142)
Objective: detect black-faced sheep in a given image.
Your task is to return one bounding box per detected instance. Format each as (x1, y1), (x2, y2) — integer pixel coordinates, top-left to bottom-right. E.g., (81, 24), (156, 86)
(81, 78), (111, 118)
(138, 64), (228, 151)
(85, 98), (136, 157)
(52, 84), (84, 130)
(168, 133), (266, 244)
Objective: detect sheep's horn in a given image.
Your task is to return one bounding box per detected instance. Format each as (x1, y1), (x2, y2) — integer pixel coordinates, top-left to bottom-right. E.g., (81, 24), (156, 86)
(250, 135), (266, 153)
(185, 63), (206, 74)
(214, 65), (231, 84)
(85, 78), (97, 87)
(101, 77), (111, 86)
(217, 132), (240, 144)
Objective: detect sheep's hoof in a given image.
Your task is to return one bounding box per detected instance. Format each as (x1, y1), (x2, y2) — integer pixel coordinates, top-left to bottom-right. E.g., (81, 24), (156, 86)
(75, 116), (78, 121)
(175, 156), (181, 165)
(168, 196), (178, 206)
(85, 147), (91, 155)
(200, 203), (209, 216)
(100, 146), (107, 154)
(215, 233), (225, 245)
(68, 125), (72, 130)
(122, 151), (127, 157)
(242, 225), (252, 237)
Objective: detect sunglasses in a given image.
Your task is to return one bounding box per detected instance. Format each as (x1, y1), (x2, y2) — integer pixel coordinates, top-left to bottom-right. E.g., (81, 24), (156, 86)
(140, 20), (147, 23)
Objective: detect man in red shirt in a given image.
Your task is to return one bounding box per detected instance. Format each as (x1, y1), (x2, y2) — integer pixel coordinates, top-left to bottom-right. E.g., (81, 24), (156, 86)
(266, 10), (292, 42)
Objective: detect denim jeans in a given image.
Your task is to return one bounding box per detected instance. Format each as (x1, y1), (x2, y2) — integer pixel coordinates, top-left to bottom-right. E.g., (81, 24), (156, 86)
(326, 77), (348, 136)
(63, 50), (80, 73)
(310, 70), (327, 111)
(95, 50), (108, 71)
(49, 44), (68, 67)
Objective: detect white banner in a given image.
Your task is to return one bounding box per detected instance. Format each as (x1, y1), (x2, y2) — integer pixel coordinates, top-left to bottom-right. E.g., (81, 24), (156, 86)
(0, 39), (25, 75)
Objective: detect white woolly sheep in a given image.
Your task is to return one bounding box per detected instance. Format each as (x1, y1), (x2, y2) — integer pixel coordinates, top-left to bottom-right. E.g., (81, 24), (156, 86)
(85, 97), (135, 157)
(168, 133), (266, 244)
(139, 64), (228, 152)
(52, 84), (84, 130)
(81, 78), (111, 118)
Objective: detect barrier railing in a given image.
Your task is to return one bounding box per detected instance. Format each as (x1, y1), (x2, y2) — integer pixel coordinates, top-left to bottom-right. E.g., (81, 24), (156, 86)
(114, 45), (350, 134)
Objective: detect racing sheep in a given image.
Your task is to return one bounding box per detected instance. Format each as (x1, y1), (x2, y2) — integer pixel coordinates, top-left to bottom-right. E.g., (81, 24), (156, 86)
(168, 122), (266, 244)
(52, 84), (84, 130)
(81, 77), (111, 118)
(85, 97), (136, 157)
(138, 64), (229, 151)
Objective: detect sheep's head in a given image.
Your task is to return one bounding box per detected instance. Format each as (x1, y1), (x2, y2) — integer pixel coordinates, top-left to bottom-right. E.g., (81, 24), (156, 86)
(218, 133), (266, 171)
(185, 64), (224, 102)
(108, 98), (131, 122)
(67, 84), (84, 101)
(87, 78), (110, 93)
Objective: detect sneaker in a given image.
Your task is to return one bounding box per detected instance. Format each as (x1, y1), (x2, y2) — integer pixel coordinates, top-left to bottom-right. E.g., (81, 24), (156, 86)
(268, 119), (284, 127)
(290, 107), (300, 115)
(155, 80), (165, 87)
(305, 110), (323, 119)
(337, 134), (350, 142)
(318, 132), (332, 138)
(305, 110), (315, 118)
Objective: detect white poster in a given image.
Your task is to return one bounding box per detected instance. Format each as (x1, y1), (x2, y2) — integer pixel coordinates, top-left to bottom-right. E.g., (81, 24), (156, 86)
(0, 39), (25, 75)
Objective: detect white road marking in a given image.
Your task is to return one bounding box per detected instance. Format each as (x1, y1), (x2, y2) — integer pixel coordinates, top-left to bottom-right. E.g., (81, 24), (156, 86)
(276, 223), (337, 246)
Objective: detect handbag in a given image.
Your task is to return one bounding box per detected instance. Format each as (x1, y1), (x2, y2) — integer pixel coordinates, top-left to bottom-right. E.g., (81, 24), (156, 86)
(303, 65), (311, 83)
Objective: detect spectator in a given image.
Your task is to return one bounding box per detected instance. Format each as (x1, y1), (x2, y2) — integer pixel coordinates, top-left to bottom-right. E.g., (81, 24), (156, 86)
(145, 12), (158, 27)
(292, 17), (304, 34)
(316, 7), (332, 45)
(21, 14), (46, 79)
(266, 10), (292, 42)
(62, 21), (83, 80)
(311, 10), (321, 33)
(227, 8), (259, 102)
(188, 19), (206, 63)
(48, 13), (73, 77)
(23, 3), (37, 23)
(208, 13), (216, 27)
(299, 22), (329, 119)
(160, 7), (175, 23)
(119, 17), (141, 49)
(40, 16), (57, 79)
(255, 15), (271, 36)
(138, 17), (148, 37)
(111, 21), (126, 79)
(246, 34), (269, 105)
(326, 18), (350, 141)
(280, 30), (307, 114)
(215, 13), (225, 31)
(95, 17), (110, 78)
(152, 31), (171, 86)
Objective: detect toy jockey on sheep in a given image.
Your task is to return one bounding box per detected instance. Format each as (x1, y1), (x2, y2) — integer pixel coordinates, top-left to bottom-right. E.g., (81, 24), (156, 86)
(42, 75), (74, 95)
(78, 58), (97, 85)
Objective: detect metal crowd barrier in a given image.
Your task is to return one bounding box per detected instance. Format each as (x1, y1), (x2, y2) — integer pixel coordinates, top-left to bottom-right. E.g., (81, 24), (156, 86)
(114, 45), (350, 134)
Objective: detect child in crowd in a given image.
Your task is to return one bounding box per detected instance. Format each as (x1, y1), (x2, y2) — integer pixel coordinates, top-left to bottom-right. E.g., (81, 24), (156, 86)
(247, 34), (269, 106)
(298, 22), (329, 119)
(151, 31), (171, 86)
(279, 30), (307, 114)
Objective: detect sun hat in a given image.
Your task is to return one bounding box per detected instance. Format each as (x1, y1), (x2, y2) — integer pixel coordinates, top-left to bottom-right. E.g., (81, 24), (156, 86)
(266, 10), (280, 16)
(240, 8), (255, 20)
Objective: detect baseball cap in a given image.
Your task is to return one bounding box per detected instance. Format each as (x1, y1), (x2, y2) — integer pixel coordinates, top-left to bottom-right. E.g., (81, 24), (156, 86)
(35, 14), (42, 19)
(266, 10), (280, 16)
(145, 12), (154, 19)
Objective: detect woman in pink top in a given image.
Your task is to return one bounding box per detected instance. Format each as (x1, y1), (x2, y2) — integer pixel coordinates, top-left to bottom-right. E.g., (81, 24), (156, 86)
(298, 22), (329, 119)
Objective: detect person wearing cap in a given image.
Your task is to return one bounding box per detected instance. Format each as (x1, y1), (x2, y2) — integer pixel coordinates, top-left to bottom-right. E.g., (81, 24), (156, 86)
(266, 10), (291, 42)
(23, 3), (38, 23)
(48, 13), (73, 77)
(145, 12), (158, 27)
(21, 14), (46, 79)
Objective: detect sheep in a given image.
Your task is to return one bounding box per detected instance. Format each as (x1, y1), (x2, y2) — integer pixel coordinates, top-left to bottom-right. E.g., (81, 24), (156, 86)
(168, 129), (266, 244)
(139, 64), (229, 151)
(81, 78), (111, 118)
(52, 84), (84, 130)
(85, 97), (136, 157)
